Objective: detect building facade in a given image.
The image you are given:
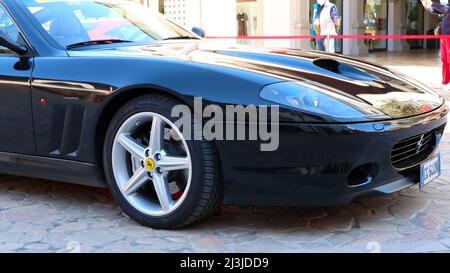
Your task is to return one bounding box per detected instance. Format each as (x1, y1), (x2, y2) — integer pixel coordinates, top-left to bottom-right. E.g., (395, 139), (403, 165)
(134, 0), (441, 55)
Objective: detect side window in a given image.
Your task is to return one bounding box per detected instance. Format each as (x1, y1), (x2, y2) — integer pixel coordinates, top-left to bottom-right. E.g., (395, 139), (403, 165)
(0, 5), (20, 54)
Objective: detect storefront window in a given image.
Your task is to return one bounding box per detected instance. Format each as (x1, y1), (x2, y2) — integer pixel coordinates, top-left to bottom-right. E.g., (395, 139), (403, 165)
(236, 0), (261, 44)
(364, 0), (388, 51)
(406, 0), (424, 49)
(309, 0), (343, 53)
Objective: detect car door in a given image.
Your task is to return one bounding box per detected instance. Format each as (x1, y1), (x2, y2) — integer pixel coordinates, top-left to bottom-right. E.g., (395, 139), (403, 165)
(0, 4), (35, 154)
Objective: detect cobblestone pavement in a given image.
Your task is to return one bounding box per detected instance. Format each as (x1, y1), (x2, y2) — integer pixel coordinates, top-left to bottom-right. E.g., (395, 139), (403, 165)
(1, 50), (450, 253)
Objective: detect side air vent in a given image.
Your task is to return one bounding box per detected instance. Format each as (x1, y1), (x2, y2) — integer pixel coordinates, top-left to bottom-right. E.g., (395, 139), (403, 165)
(48, 104), (85, 158)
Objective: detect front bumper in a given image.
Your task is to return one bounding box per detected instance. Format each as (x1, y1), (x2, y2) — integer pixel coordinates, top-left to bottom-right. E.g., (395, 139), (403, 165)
(216, 104), (448, 207)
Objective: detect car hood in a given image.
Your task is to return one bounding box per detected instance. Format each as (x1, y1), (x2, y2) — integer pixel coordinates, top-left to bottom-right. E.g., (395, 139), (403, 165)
(71, 41), (444, 119)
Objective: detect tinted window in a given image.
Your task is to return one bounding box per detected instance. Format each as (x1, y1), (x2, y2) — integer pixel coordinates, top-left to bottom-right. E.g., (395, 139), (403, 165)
(0, 5), (20, 54)
(19, 0), (197, 48)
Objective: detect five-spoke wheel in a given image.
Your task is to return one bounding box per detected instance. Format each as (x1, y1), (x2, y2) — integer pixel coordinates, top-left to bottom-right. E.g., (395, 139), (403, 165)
(104, 95), (222, 229)
(112, 112), (192, 216)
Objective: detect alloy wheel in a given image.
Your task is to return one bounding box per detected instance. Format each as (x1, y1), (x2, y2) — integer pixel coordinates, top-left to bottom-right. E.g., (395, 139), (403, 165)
(111, 112), (192, 217)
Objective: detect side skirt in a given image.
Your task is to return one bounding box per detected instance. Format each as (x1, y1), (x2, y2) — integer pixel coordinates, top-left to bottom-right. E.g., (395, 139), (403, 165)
(0, 152), (106, 188)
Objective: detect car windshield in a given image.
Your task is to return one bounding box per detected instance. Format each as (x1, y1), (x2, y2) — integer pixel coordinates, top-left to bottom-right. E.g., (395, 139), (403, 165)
(18, 0), (199, 49)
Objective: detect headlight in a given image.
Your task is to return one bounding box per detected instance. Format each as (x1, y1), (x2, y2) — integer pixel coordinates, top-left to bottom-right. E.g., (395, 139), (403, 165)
(260, 81), (381, 118)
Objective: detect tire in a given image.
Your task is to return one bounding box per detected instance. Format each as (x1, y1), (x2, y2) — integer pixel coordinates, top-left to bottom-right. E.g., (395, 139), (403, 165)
(103, 94), (222, 229)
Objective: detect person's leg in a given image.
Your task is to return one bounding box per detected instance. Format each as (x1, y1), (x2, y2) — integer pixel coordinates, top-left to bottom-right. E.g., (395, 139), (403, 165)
(441, 38), (450, 85)
(445, 38), (450, 85)
(441, 38), (446, 83)
(327, 39), (336, 53)
(316, 38), (325, 51)
(444, 64), (450, 86)
(446, 62), (450, 86)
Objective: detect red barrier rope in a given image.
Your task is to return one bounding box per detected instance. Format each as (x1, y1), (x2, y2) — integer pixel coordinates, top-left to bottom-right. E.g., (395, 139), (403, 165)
(206, 35), (450, 40)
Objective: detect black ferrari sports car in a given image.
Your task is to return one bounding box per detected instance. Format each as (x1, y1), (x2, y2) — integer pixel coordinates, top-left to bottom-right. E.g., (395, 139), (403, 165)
(0, 0), (447, 229)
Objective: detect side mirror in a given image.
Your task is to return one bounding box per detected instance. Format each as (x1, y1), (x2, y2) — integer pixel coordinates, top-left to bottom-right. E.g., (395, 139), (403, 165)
(0, 29), (28, 55)
(192, 27), (206, 38)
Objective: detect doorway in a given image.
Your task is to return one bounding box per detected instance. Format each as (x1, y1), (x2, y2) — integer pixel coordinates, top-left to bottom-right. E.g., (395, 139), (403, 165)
(364, 0), (389, 52)
(406, 0), (424, 49)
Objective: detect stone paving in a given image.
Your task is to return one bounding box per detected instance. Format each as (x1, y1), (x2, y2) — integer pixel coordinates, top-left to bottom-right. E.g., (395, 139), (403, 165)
(1, 49), (450, 253)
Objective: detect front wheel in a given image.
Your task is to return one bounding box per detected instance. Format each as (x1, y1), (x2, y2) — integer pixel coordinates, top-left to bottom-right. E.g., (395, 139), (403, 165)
(103, 95), (222, 229)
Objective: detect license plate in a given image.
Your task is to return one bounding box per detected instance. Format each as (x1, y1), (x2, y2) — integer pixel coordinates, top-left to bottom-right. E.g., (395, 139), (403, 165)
(420, 154), (441, 188)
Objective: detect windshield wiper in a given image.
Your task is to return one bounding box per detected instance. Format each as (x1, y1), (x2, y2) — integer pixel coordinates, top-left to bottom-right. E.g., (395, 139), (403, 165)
(162, 36), (201, 41)
(66, 39), (132, 50)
